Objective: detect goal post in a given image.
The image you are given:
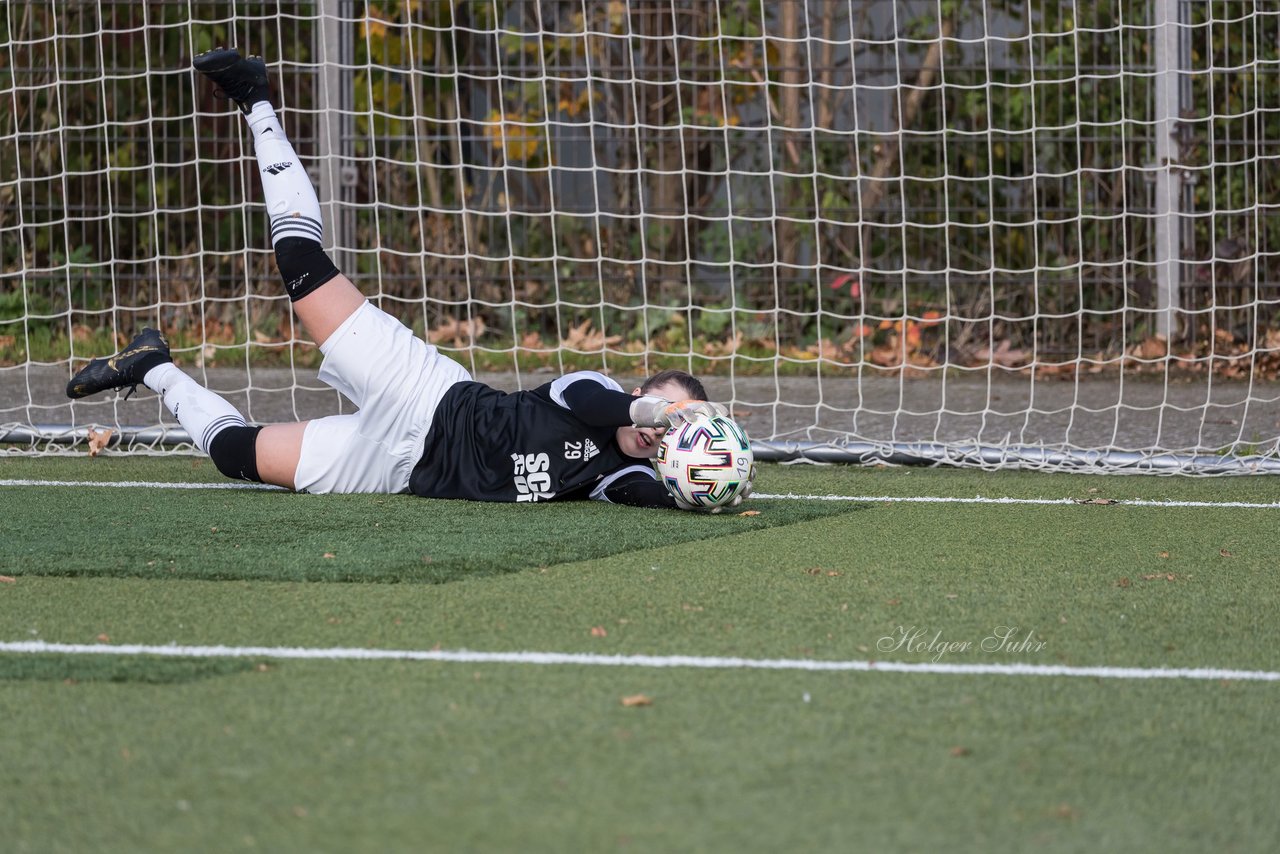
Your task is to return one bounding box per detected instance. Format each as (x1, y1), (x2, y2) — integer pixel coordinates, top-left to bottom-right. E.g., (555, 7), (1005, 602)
(3, 0), (1280, 473)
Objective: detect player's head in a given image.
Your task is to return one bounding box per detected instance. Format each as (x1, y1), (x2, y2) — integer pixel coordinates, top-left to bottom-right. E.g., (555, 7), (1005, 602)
(616, 369), (708, 459)
(639, 369), (708, 401)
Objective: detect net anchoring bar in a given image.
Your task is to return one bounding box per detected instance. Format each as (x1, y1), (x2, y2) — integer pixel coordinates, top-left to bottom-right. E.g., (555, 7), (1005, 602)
(5, 426), (1280, 475)
(752, 441), (1280, 475)
(0, 425), (192, 449)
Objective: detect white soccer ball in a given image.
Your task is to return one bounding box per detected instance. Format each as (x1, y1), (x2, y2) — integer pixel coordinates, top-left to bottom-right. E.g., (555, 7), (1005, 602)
(654, 414), (754, 509)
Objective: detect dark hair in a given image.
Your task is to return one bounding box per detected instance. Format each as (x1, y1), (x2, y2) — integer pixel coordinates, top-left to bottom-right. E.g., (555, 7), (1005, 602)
(641, 369), (707, 401)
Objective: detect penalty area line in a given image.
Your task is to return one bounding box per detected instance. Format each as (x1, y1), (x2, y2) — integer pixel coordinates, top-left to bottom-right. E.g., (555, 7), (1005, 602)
(1, 641), (1278, 683)
(3, 479), (1280, 509)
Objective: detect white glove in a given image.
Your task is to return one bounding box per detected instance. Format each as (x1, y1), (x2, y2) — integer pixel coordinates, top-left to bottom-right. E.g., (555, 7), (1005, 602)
(630, 396), (728, 429)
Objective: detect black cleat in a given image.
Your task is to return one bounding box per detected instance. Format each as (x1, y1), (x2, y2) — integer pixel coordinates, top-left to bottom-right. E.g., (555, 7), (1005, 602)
(193, 47), (270, 114)
(66, 327), (171, 400)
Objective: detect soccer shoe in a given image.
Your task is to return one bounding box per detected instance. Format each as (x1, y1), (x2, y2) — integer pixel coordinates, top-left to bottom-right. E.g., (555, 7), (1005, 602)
(66, 327), (171, 400)
(193, 47), (269, 114)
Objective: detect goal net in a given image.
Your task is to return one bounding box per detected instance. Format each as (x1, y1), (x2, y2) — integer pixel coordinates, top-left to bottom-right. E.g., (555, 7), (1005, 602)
(3, 0), (1279, 473)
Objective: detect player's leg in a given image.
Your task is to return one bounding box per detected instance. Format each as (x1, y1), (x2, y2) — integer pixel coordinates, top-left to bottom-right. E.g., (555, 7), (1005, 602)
(190, 48), (468, 494)
(66, 330), (277, 485)
(192, 48), (362, 347)
(254, 421), (306, 489)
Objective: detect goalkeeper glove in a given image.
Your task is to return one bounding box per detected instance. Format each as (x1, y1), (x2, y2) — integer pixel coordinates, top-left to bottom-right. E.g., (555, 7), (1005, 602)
(629, 396), (728, 429)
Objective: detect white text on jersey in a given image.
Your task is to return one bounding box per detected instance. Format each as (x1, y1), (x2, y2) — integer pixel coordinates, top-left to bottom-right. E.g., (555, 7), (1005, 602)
(564, 439), (600, 462)
(511, 452), (556, 501)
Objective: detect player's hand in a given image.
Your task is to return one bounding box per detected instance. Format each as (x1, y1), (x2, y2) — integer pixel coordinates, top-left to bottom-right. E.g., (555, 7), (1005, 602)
(630, 396), (728, 429)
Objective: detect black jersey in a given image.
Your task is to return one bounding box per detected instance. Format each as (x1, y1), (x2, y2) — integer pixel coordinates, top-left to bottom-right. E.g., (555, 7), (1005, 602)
(408, 373), (655, 503)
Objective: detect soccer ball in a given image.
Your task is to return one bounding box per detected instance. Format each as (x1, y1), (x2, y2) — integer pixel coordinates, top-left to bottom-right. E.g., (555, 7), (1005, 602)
(654, 415), (754, 509)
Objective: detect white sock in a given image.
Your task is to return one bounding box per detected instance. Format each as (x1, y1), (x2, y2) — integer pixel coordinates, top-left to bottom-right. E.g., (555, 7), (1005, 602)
(244, 101), (323, 247)
(143, 363), (247, 453)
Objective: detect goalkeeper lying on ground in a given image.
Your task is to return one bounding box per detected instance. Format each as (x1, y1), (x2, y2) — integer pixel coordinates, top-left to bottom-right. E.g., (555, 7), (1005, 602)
(66, 48), (750, 511)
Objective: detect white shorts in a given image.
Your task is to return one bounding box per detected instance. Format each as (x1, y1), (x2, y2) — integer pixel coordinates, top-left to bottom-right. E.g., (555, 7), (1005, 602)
(293, 301), (472, 494)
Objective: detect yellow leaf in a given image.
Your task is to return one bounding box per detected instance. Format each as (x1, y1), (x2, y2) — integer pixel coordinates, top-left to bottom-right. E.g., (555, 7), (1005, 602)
(621, 694), (653, 707)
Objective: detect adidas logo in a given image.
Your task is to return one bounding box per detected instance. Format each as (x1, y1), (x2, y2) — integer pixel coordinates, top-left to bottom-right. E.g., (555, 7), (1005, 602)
(264, 161), (293, 175)
(583, 438), (600, 461)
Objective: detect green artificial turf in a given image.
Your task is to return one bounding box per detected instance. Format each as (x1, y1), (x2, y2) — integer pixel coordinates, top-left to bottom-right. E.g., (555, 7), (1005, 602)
(1, 662), (1275, 853)
(2, 454), (1279, 852)
(0, 458), (851, 583)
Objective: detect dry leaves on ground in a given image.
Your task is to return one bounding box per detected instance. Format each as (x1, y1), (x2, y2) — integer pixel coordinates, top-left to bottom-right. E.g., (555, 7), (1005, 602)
(87, 427), (113, 457)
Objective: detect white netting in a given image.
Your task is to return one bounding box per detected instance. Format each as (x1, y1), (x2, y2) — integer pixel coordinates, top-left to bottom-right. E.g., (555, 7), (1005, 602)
(3, 0), (1279, 471)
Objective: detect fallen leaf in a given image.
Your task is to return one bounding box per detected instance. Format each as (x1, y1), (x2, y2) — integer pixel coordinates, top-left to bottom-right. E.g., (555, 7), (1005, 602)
(1130, 334), (1168, 360)
(87, 427), (113, 457)
(976, 339), (1030, 368)
(559, 318), (621, 351)
(322, 552), (336, 559)
(620, 694), (653, 707)
(869, 344), (902, 367)
(949, 746), (971, 757)
(738, 509), (761, 517)
(1117, 578), (1131, 588)
(1075, 497), (1117, 505)
(590, 625), (608, 637)
(1158, 551), (1170, 559)
(1219, 549), (1234, 558)
(96, 633), (110, 643)
(428, 316), (487, 347)
(195, 342), (217, 368)
(0, 575), (15, 584)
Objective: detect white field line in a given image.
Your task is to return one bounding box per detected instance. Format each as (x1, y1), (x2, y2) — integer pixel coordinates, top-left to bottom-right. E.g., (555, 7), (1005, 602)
(0, 479), (282, 490)
(753, 493), (1280, 509)
(1, 641), (1277, 682)
(3, 478), (1280, 509)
